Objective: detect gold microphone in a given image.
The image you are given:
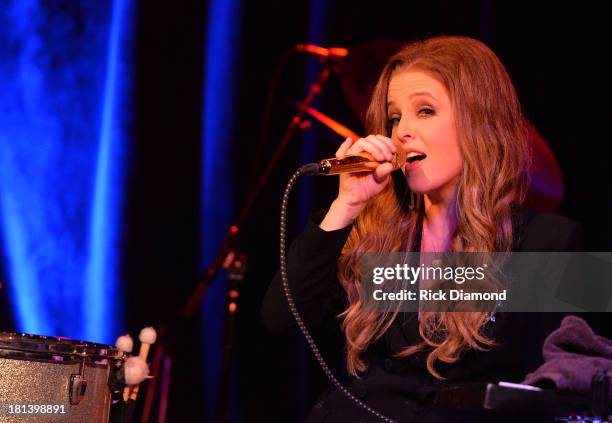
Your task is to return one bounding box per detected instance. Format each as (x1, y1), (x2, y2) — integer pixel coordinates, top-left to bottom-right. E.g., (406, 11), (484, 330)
(318, 149), (407, 175)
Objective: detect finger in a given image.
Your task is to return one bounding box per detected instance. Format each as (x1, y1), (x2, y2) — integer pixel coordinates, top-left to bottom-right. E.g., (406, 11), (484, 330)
(344, 137), (364, 155)
(374, 134), (393, 143)
(369, 135), (397, 159)
(335, 137), (354, 158)
(364, 137), (393, 161)
(372, 162), (394, 184)
(374, 134), (397, 152)
(346, 138), (386, 161)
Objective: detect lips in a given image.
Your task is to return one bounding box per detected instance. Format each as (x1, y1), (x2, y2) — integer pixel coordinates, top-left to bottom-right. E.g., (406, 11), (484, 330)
(405, 151), (426, 171)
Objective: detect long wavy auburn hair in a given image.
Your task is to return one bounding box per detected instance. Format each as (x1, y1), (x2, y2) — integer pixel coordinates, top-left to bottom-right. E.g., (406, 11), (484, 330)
(338, 36), (532, 379)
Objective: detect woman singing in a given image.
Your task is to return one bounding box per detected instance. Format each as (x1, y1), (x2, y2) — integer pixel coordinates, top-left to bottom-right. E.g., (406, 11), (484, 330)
(262, 35), (582, 422)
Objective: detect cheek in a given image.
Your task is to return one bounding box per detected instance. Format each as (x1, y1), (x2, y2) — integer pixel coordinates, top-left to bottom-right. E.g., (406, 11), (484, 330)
(437, 121), (461, 164)
(435, 143), (462, 174)
(407, 122), (462, 192)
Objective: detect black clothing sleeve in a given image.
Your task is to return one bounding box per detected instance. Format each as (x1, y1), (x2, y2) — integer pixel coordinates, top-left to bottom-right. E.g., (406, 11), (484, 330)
(261, 210), (352, 336)
(516, 208), (585, 252)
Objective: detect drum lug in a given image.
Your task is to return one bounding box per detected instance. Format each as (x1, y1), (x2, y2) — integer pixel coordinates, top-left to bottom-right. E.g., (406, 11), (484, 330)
(69, 374), (88, 405)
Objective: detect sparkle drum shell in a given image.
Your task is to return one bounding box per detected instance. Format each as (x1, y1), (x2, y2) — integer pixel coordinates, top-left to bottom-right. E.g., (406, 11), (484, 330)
(0, 333), (121, 423)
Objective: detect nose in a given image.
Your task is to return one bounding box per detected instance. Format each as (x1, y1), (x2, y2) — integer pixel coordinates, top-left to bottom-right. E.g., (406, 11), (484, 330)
(394, 116), (414, 144)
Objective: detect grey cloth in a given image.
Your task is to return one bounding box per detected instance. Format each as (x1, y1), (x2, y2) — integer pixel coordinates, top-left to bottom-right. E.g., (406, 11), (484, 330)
(523, 315), (612, 396)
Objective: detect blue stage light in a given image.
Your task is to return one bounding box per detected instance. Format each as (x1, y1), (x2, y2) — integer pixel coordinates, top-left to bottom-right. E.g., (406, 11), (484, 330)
(0, 0), (133, 344)
(201, 0), (242, 419)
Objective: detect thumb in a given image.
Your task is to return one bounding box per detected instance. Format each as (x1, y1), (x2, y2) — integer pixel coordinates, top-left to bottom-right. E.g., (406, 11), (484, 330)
(372, 162), (394, 184)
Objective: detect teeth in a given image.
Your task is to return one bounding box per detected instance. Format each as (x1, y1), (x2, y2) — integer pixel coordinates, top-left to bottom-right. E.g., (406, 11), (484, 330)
(407, 152), (426, 163)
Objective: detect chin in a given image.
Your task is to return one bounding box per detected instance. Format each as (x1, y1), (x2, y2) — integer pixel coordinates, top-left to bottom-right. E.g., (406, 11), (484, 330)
(406, 176), (433, 194)
(406, 167), (461, 194)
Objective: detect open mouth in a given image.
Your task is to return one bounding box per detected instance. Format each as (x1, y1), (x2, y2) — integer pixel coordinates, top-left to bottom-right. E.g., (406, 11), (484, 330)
(407, 153), (427, 163)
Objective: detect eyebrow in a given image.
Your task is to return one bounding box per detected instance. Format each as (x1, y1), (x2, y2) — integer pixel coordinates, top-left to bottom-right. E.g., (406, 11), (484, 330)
(387, 91), (438, 108)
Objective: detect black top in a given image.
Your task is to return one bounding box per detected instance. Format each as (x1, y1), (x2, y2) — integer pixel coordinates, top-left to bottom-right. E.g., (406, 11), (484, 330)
(261, 208), (584, 422)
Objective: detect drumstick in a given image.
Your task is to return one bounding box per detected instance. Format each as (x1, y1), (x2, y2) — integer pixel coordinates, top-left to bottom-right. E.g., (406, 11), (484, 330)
(128, 327), (157, 401)
(115, 335), (134, 402)
(116, 334), (134, 355)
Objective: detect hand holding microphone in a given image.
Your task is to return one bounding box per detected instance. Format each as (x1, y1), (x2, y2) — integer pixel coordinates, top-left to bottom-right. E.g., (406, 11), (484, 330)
(319, 135), (405, 231)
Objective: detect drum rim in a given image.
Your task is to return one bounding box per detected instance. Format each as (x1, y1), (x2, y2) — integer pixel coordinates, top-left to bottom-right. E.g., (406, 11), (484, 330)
(0, 332), (121, 359)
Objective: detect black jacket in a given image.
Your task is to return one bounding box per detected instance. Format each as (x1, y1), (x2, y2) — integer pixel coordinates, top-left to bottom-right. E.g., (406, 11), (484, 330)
(261, 208), (584, 422)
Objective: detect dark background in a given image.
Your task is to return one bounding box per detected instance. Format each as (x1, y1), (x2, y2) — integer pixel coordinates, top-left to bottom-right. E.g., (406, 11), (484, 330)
(1, 1), (610, 421)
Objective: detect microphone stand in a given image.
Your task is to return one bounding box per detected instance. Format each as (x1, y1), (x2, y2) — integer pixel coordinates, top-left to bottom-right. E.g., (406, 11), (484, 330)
(214, 252), (247, 423)
(146, 62), (335, 423)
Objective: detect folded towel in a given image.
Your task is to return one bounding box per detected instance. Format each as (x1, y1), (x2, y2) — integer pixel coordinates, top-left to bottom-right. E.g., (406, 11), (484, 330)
(522, 315), (612, 396)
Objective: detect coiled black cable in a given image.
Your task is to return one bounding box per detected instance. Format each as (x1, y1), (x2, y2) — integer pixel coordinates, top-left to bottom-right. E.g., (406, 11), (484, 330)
(279, 163), (397, 423)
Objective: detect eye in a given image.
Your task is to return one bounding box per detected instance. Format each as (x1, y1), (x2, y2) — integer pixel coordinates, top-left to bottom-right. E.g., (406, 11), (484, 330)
(418, 107), (435, 117)
(387, 115), (400, 127)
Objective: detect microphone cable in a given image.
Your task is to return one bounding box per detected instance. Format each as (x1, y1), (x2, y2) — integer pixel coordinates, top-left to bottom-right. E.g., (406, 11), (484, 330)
(279, 163), (397, 423)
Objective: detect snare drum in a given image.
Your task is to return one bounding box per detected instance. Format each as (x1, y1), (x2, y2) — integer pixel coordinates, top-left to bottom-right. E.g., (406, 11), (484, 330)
(0, 332), (121, 422)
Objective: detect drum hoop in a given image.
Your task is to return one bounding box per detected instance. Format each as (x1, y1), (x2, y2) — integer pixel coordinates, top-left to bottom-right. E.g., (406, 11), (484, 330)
(0, 332), (121, 359)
